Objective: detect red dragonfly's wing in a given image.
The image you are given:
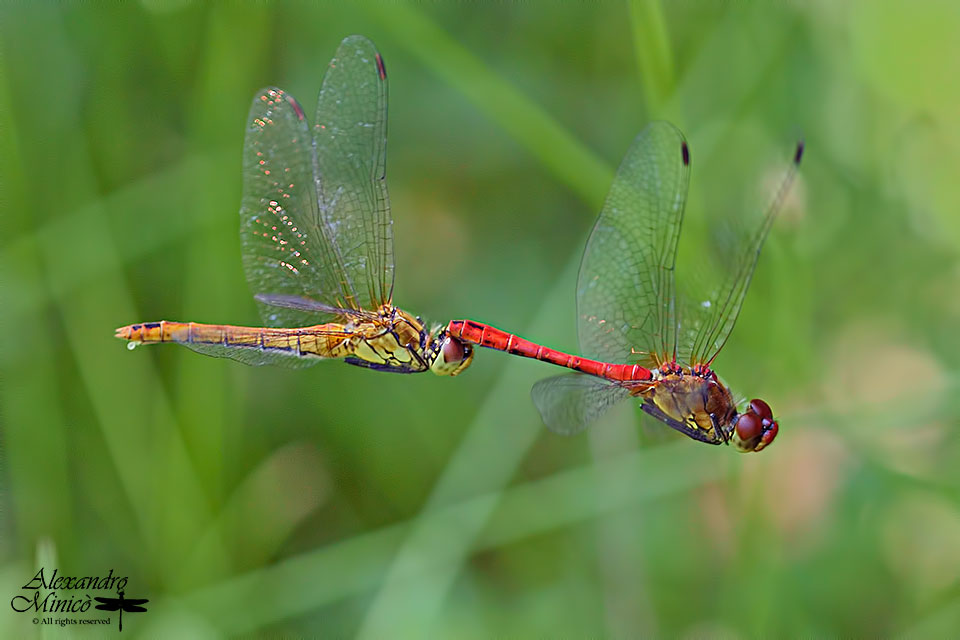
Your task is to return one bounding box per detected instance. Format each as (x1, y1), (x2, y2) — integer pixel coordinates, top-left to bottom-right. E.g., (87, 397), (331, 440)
(576, 122), (691, 368)
(532, 373), (727, 443)
(240, 35), (392, 328)
(531, 373), (632, 436)
(683, 139), (804, 366)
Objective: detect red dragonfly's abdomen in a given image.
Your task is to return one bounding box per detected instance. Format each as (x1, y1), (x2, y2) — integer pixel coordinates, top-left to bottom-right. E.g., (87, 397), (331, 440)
(447, 320), (651, 382)
(116, 321), (351, 358)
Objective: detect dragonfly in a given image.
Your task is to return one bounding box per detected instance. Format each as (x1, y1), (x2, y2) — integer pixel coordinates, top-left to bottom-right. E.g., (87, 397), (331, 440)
(448, 122), (803, 452)
(116, 36), (473, 377)
(93, 590), (149, 632)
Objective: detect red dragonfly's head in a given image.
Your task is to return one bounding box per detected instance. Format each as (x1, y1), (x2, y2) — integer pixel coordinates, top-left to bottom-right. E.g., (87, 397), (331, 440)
(731, 398), (779, 452)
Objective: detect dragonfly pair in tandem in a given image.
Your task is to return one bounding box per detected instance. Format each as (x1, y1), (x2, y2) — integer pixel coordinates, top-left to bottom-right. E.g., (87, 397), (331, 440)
(117, 35), (803, 453)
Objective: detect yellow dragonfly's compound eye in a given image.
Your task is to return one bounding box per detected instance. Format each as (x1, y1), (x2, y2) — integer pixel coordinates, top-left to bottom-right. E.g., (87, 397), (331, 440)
(430, 336), (474, 377)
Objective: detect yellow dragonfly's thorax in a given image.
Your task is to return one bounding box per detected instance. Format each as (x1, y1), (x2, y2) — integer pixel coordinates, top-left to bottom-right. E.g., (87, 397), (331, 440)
(640, 368), (737, 439)
(346, 304), (473, 376)
(346, 305), (425, 369)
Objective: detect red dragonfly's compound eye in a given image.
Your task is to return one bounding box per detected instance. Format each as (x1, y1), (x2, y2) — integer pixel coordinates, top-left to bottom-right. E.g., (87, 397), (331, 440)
(734, 399), (779, 452)
(749, 398), (773, 422)
(735, 412), (763, 443)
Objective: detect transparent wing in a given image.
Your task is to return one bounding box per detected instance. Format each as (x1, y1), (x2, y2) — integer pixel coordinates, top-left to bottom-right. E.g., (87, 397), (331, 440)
(531, 373), (631, 436)
(254, 293), (376, 320)
(176, 343), (322, 368)
(239, 35), (393, 328)
(313, 35), (393, 313)
(577, 122), (691, 367)
(239, 87), (352, 327)
(684, 140), (804, 365)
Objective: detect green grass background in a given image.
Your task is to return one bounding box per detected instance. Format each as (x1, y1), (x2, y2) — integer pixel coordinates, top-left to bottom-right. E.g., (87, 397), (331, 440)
(3, 1), (960, 637)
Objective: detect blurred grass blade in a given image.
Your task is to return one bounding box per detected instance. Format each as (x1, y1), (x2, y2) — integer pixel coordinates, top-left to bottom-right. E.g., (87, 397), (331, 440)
(367, 3), (612, 207)
(159, 442), (726, 635)
(1, 153), (229, 338)
(629, 0), (676, 114)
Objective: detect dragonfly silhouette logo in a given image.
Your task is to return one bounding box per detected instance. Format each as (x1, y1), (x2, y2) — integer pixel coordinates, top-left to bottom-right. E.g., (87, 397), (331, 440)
(93, 590), (150, 632)
(10, 568), (149, 633)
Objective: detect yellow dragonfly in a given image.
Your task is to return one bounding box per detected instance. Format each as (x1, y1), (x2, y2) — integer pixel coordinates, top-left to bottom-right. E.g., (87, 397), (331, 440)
(117, 35), (473, 377)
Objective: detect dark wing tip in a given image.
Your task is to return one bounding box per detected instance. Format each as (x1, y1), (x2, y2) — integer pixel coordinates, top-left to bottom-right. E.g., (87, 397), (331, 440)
(681, 141), (690, 166)
(375, 53), (387, 80)
(794, 139), (805, 165)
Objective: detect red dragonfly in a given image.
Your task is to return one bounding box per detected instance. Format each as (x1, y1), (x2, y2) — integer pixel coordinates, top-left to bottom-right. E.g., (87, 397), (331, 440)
(449, 122), (803, 452)
(116, 36), (473, 377)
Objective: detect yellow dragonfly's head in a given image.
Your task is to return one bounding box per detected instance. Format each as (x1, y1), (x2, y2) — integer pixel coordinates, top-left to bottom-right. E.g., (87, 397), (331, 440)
(428, 330), (474, 377)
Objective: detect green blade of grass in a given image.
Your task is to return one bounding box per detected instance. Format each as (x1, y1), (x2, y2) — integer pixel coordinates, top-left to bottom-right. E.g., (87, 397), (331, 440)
(629, 0), (676, 115)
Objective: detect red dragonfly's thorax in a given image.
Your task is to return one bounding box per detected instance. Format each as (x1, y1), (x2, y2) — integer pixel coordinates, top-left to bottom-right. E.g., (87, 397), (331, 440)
(636, 368), (737, 441)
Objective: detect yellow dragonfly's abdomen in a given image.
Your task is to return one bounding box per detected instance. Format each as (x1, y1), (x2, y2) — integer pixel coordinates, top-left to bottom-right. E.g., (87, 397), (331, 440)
(115, 320), (356, 366)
